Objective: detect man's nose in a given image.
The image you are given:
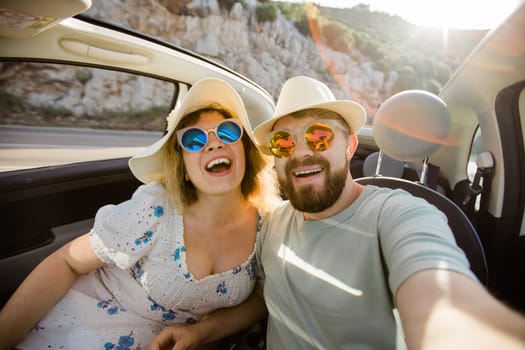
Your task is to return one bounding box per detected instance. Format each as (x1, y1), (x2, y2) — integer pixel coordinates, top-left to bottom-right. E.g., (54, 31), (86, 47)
(291, 135), (313, 157)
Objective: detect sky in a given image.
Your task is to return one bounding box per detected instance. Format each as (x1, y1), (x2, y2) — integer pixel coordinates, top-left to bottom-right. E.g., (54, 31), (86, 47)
(281, 0), (523, 29)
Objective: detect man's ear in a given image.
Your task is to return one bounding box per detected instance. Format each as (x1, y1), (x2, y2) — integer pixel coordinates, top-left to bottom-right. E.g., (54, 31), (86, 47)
(347, 134), (359, 159)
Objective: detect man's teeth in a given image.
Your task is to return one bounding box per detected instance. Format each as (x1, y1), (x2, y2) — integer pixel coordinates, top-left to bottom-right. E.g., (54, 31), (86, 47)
(294, 168), (322, 177)
(206, 157), (230, 169)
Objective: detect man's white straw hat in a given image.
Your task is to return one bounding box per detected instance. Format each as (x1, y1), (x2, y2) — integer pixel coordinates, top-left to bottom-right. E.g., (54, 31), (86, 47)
(129, 77), (255, 183)
(253, 76), (366, 145)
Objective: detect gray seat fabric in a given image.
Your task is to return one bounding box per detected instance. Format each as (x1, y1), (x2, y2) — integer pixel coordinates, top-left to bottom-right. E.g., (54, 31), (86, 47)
(355, 176), (488, 284)
(361, 90), (488, 284)
(362, 151), (405, 178)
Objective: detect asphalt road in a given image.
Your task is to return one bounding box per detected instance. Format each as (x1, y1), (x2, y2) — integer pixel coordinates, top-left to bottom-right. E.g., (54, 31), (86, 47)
(0, 125), (163, 172)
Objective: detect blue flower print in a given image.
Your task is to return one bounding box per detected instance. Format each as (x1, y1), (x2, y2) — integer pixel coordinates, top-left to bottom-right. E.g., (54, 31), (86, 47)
(147, 295), (177, 321)
(104, 332), (137, 350)
(134, 230), (154, 246)
(97, 298), (125, 315)
(148, 295), (162, 312)
(131, 261), (144, 280)
(246, 256), (257, 280)
(153, 205), (164, 217)
(232, 266), (242, 274)
(216, 281), (227, 295)
(172, 246), (186, 262)
(162, 311), (176, 321)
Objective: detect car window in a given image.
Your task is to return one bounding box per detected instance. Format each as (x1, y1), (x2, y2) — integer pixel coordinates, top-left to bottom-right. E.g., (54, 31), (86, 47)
(468, 127), (485, 182)
(0, 62), (173, 172)
(467, 126), (489, 212)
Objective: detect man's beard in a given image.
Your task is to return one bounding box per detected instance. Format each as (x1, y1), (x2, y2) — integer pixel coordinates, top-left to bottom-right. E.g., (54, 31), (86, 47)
(278, 155), (349, 213)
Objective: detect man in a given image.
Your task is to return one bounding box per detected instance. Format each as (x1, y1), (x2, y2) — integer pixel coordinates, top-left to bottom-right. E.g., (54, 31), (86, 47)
(149, 76), (525, 350)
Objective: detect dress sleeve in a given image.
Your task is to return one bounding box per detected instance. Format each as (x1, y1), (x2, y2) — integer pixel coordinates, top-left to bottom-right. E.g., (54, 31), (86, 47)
(89, 182), (167, 269)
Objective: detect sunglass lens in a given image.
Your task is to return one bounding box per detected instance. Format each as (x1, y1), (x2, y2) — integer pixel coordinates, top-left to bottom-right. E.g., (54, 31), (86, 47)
(305, 122), (334, 151)
(181, 128), (207, 152)
(217, 121), (242, 144)
(269, 131), (294, 158)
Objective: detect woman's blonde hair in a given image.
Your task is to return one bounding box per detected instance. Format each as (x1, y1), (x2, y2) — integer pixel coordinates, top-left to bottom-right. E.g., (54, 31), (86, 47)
(155, 105), (280, 216)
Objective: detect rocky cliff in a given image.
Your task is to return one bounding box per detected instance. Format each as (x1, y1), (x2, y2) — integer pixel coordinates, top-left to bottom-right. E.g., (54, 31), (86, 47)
(84, 0), (395, 116)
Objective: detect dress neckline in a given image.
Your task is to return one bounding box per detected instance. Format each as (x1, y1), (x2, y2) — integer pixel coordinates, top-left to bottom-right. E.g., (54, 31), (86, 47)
(179, 212), (261, 283)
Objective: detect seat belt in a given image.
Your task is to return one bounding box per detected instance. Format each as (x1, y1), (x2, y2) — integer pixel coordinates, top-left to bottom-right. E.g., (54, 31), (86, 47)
(462, 152), (494, 208)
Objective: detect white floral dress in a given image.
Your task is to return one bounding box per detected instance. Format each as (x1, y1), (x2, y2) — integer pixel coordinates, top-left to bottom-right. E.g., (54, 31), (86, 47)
(17, 182), (260, 350)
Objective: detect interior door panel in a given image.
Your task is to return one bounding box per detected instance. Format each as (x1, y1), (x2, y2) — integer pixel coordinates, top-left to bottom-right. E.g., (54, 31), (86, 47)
(0, 158), (141, 307)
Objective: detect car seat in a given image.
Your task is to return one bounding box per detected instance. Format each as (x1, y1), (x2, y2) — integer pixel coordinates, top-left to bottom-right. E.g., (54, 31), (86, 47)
(355, 90), (488, 284)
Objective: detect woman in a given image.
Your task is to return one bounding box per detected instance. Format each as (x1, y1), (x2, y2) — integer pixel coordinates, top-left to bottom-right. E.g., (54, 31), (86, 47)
(0, 78), (279, 349)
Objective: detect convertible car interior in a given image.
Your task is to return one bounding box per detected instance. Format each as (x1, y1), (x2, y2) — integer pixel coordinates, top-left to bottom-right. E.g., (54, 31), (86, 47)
(0, 0), (524, 347)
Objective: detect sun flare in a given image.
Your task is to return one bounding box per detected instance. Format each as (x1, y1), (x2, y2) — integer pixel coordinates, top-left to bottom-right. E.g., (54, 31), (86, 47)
(284, 0), (521, 29)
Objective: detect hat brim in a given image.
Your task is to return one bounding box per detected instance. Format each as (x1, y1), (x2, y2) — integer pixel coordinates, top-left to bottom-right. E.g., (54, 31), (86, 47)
(253, 100), (366, 147)
(129, 78), (255, 183)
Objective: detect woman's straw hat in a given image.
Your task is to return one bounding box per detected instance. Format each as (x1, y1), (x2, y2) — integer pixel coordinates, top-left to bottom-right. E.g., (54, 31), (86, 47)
(129, 77), (255, 183)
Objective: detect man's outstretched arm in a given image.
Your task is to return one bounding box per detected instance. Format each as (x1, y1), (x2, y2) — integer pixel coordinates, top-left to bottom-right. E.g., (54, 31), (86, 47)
(397, 269), (525, 350)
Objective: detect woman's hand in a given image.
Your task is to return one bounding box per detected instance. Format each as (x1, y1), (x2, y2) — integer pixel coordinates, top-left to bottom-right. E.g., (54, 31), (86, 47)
(149, 287), (267, 350)
(148, 325), (202, 350)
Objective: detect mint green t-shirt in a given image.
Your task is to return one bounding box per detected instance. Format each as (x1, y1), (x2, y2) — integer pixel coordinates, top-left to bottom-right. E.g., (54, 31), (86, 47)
(257, 185), (476, 349)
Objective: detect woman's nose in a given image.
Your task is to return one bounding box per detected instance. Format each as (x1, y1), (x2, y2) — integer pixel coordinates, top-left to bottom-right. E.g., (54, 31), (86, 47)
(205, 131), (224, 151)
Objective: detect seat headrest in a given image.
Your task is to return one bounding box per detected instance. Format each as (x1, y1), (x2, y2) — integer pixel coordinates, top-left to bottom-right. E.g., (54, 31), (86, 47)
(373, 90), (451, 162)
(363, 152), (405, 177)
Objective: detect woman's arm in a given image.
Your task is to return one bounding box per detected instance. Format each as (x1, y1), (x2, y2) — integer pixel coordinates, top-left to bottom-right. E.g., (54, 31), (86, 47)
(149, 284), (267, 350)
(397, 269), (525, 350)
(0, 233), (105, 349)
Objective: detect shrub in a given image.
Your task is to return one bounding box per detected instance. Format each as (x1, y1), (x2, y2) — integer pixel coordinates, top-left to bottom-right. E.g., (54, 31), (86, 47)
(321, 21), (355, 53)
(218, 0), (243, 11)
(75, 69), (92, 84)
(255, 3), (278, 23)
(294, 14), (312, 37)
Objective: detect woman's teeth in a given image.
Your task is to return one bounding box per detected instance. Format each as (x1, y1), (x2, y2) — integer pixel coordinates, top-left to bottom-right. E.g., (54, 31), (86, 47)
(206, 157), (231, 172)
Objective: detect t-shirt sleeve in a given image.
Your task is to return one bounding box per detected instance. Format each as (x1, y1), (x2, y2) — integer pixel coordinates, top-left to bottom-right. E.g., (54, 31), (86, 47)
(89, 182), (167, 269)
(378, 190), (478, 295)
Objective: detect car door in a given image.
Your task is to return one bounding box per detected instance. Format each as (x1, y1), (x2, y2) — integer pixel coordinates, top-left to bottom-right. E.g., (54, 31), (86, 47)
(0, 11), (275, 308)
(0, 62), (177, 307)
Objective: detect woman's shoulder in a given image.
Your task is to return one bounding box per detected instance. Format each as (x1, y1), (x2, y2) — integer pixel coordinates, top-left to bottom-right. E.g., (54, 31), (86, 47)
(132, 181), (166, 199)
(90, 182), (171, 268)
(93, 181), (169, 236)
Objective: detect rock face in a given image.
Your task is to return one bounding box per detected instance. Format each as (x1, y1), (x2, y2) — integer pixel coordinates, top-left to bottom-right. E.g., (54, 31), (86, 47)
(0, 1), (395, 127)
(84, 0), (394, 115)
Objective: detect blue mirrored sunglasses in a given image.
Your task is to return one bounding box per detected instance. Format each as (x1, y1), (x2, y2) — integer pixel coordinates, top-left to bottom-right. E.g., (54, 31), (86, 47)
(176, 119), (243, 152)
